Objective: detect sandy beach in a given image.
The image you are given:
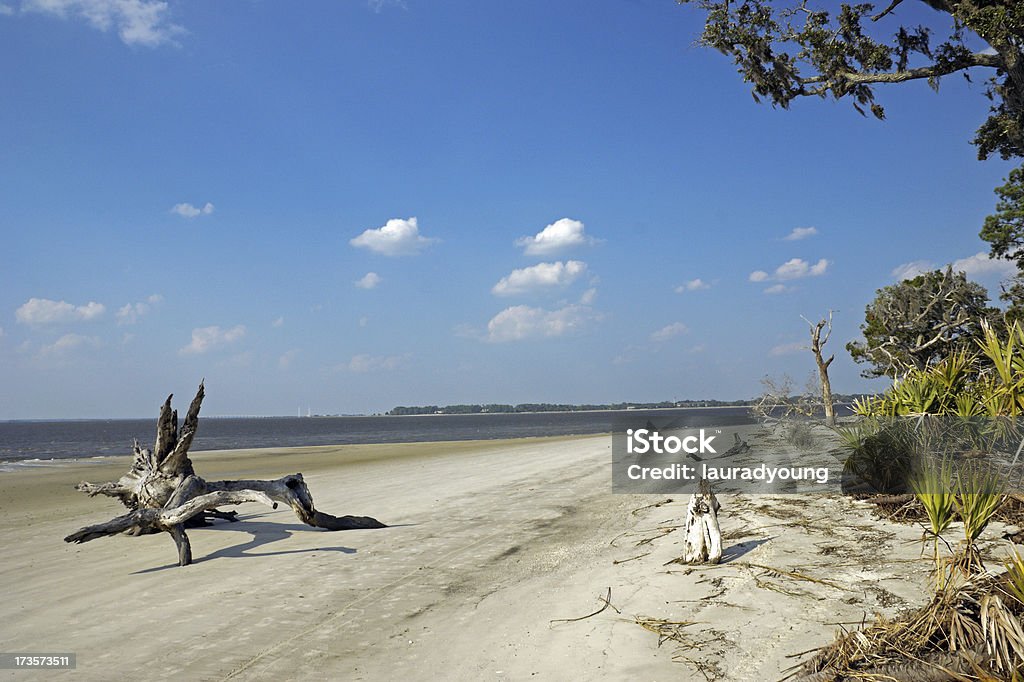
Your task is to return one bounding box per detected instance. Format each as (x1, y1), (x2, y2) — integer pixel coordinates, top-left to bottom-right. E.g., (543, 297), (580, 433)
(4, 433), (1012, 681)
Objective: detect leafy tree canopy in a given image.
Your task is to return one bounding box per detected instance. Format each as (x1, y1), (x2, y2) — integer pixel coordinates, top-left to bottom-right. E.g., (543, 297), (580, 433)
(846, 267), (1001, 377)
(979, 165), (1024, 321)
(678, 0), (1024, 160)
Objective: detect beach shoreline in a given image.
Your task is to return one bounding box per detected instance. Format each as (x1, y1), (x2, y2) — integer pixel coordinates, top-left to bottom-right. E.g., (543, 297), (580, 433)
(4, 432), (1010, 681)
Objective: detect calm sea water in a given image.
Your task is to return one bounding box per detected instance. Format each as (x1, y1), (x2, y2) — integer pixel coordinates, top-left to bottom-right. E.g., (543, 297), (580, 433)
(0, 407), (754, 469)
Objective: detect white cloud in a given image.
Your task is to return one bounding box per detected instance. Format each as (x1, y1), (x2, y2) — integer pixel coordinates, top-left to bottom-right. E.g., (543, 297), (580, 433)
(350, 217), (437, 256)
(674, 278), (710, 293)
(891, 260), (933, 281)
(952, 252), (1016, 278)
(355, 272), (382, 289)
(115, 293), (161, 325)
(783, 227), (818, 241)
(492, 260), (587, 296)
(272, 316), (284, 328)
(367, 0), (406, 11)
(38, 333), (100, 358)
(16, 298), (105, 325)
(358, 316), (369, 327)
(486, 303), (597, 342)
(22, 0), (185, 47)
(179, 325), (246, 355)
(763, 284), (792, 295)
(775, 257), (829, 280)
(770, 341), (807, 356)
(890, 254), (1015, 282)
(515, 218), (597, 256)
(347, 353), (409, 373)
(278, 349), (299, 370)
(0, 4), (14, 14)
(750, 258), (829, 288)
(651, 322), (688, 342)
(171, 201), (214, 218)
(580, 287), (597, 305)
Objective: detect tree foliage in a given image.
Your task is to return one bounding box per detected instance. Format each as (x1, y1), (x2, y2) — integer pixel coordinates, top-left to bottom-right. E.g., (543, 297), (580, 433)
(981, 165), (1024, 266)
(846, 267), (1000, 377)
(978, 165), (1024, 320)
(678, 0), (1024, 160)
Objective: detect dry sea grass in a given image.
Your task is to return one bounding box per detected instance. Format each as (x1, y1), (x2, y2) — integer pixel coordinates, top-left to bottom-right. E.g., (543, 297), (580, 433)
(794, 575), (1024, 680)
(867, 493), (1024, 527)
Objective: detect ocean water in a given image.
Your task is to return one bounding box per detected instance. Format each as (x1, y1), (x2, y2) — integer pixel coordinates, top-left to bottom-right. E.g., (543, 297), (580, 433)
(0, 407), (754, 470)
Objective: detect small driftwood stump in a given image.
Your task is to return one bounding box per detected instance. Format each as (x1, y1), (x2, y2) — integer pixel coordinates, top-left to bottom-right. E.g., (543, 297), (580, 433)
(681, 478), (722, 564)
(65, 382), (385, 567)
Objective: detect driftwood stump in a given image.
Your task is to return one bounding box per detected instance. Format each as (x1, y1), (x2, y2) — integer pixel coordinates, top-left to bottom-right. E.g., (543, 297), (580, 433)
(65, 382), (385, 566)
(681, 478), (722, 564)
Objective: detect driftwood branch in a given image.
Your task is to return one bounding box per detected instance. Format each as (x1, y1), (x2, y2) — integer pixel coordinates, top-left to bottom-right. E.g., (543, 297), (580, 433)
(67, 383), (386, 566)
(681, 478), (722, 564)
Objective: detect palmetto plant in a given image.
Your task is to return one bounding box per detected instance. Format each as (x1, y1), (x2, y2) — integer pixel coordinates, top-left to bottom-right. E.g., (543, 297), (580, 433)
(911, 456), (957, 583)
(954, 464), (1007, 574)
(1003, 545), (1024, 608)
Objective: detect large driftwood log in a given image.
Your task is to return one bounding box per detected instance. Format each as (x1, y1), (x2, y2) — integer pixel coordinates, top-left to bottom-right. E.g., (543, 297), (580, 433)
(681, 478), (722, 564)
(65, 382), (386, 566)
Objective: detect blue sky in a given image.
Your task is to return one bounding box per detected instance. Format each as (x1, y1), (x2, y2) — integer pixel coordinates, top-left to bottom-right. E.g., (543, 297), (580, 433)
(0, 0), (1018, 418)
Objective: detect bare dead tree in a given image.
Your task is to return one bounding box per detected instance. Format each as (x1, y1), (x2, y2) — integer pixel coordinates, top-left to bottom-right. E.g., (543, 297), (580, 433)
(65, 382), (385, 567)
(802, 311), (836, 428)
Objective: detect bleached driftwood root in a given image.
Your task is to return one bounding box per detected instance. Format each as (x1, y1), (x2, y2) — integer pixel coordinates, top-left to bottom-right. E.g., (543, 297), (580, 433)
(681, 478), (722, 564)
(65, 382), (385, 566)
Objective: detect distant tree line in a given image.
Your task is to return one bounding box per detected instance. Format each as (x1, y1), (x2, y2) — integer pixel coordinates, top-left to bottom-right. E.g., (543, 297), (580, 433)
(386, 397), (869, 416)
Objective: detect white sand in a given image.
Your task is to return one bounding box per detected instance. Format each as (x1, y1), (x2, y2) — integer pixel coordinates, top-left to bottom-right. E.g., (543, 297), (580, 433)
(3, 434), (1008, 681)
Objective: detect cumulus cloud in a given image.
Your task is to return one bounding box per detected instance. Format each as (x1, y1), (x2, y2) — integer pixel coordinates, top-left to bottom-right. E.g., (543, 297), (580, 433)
(367, 0), (406, 10)
(21, 0), (185, 47)
(116, 293), (162, 325)
(16, 298), (105, 325)
(674, 278), (710, 293)
(355, 272), (382, 290)
(776, 257), (829, 280)
(179, 325), (246, 355)
(515, 218), (597, 256)
(891, 260), (933, 281)
(749, 258), (829, 291)
(952, 252), (1016, 278)
(171, 201), (214, 218)
(770, 341), (807, 356)
(492, 260), (587, 297)
(486, 303), (597, 342)
(783, 227), (818, 241)
(347, 353), (409, 373)
(650, 322), (688, 342)
(350, 217), (437, 256)
(891, 253), (1015, 282)
(37, 333), (101, 358)
(278, 349), (299, 370)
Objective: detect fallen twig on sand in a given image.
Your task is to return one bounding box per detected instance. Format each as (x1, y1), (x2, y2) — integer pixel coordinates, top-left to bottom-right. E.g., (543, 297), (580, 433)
(550, 587), (618, 624)
(613, 552), (651, 565)
(631, 498), (674, 516)
(634, 616), (720, 681)
(634, 617), (699, 646)
(733, 562), (845, 590)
